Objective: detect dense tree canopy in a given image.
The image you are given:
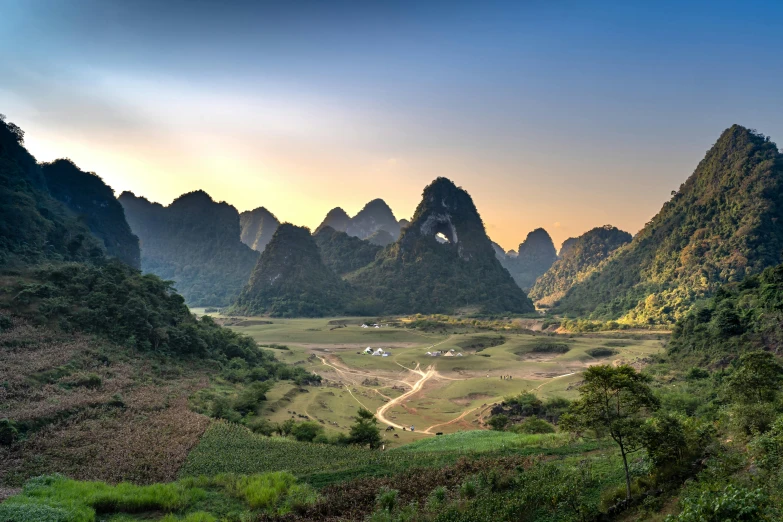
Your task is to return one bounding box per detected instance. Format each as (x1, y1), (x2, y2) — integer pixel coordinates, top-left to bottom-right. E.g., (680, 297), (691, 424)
(530, 225), (631, 306)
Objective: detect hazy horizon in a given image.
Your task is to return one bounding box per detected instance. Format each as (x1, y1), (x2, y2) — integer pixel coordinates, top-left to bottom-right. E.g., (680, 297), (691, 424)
(2, 0), (782, 250)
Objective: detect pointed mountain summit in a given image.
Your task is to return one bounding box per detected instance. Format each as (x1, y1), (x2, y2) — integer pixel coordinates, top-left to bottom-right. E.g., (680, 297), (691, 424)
(529, 225), (632, 307)
(119, 190), (259, 306)
(501, 228), (557, 291)
(315, 207), (351, 234)
(345, 198), (400, 240)
(558, 125), (783, 324)
(240, 206), (280, 252)
(349, 177), (534, 314)
(232, 224), (351, 317)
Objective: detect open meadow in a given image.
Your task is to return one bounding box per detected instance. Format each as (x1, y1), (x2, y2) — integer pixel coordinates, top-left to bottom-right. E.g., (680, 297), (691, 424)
(194, 312), (666, 447)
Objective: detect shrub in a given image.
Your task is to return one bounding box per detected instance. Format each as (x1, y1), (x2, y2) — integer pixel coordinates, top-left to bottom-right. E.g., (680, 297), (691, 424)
(376, 486), (399, 512)
(668, 485), (775, 521)
(512, 418), (556, 434)
(291, 421), (325, 443)
(586, 347), (618, 358)
(0, 418), (20, 445)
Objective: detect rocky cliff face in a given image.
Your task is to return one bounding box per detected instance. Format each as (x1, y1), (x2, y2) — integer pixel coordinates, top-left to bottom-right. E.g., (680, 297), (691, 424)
(240, 207), (280, 252)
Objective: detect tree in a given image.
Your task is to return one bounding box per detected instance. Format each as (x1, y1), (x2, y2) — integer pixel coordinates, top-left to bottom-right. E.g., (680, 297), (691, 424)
(726, 351), (783, 404)
(560, 365), (659, 501)
(291, 421), (324, 442)
(348, 408), (382, 449)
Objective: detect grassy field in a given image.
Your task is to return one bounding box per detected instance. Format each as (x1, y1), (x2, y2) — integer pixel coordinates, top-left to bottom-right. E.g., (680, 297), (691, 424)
(194, 314), (665, 446)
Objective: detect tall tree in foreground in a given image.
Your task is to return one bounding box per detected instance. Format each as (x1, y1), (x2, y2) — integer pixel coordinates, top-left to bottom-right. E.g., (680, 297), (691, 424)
(560, 365), (659, 501)
(348, 408), (382, 449)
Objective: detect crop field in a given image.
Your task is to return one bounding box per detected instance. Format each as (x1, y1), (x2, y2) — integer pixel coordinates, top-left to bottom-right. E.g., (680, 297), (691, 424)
(203, 314), (666, 446)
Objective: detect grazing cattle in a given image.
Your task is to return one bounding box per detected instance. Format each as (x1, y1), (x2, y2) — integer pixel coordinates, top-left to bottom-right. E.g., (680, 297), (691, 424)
(385, 426), (395, 431)
(436, 432), (443, 436)
(394, 434), (399, 438)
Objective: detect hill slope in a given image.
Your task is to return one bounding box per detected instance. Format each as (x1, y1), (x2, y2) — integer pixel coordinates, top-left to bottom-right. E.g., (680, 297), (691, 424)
(232, 224), (352, 317)
(313, 226), (382, 275)
(0, 116), (105, 266)
(558, 125), (783, 324)
(349, 178), (535, 314)
(529, 225), (632, 306)
(119, 190), (259, 307)
(239, 206), (280, 252)
(42, 159), (141, 269)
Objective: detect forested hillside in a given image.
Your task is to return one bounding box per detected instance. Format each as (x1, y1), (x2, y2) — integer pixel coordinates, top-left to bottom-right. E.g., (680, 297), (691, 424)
(42, 159), (141, 269)
(0, 115), (105, 266)
(0, 118), (316, 488)
(530, 225), (631, 306)
(119, 190), (259, 306)
(349, 178), (535, 314)
(313, 225), (382, 275)
(557, 125), (783, 324)
(239, 206), (280, 252)
(345, 198), (400, 240)
(232, 224), (353, 317)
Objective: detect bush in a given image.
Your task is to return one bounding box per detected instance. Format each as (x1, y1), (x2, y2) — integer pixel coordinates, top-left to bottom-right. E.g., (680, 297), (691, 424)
(586, 347), (618, 358)
(511, 418), (556, 434)
(291, 422), (325, 443)
(0, 418), (20, 445)
(668, 485), (775, 521)
(376, 486), (399, 513)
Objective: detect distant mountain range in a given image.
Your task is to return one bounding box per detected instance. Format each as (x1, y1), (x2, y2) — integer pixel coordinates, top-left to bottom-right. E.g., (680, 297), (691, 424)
(119, 190), (259, 307)
(495, 228), (558, 291)
(316, 199), (407, 242)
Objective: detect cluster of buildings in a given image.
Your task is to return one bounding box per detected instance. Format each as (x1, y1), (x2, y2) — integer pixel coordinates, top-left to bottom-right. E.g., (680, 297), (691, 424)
(363, 347), (391, 357)
(426, 349), (463, 357)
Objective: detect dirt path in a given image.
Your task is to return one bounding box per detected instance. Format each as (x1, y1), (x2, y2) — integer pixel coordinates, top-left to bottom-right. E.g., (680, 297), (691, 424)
(422, 405), (481, 434)
(533, 372), (576, 390)
(376, 364), (436, 431)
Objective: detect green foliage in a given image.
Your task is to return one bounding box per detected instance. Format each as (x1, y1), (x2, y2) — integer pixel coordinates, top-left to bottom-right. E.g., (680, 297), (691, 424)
(668, 485), (776, 521)
(0, 471), (318, 521)
(0, 418), (20, 445)
(530, 225), (632, 305)
(0, 118), (105, 267)
(511, 418), (556, 434)
(349, 178), (534, 315)
(313, 225), (382, 275)
(119, 190), (259, 306)
(231, 223), (354, 317)
(347, 407), (382, 449)
(560, 365), (658, 500)
(8, 261), (265, 364)
(290, 421), (325, 442)
(558, 126), (783, 325)
(641, 413), (716, 482)
(725, 351), (783, 405)
(41, 159), (140, 269)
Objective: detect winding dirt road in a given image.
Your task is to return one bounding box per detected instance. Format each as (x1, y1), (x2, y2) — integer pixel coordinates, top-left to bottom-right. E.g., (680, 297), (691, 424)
(375, 363), (436, 430)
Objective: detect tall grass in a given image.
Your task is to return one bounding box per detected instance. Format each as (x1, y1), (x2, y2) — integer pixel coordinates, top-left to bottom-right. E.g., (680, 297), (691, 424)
(0, 471), (318, 521)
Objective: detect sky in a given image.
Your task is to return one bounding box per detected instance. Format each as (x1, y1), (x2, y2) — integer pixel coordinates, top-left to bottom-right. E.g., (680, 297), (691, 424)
(1, 0), (782, 251)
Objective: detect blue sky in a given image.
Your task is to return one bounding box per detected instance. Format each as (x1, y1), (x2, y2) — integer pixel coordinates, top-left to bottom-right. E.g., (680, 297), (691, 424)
(1, 0), (781, 249)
